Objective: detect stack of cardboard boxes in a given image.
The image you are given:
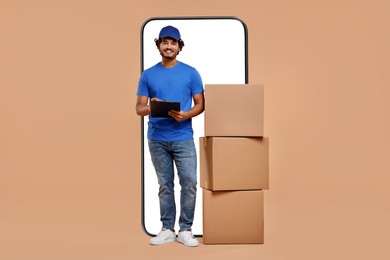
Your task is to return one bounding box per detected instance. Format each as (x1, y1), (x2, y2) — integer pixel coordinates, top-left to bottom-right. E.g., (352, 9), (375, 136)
(200, 84), (269, 244)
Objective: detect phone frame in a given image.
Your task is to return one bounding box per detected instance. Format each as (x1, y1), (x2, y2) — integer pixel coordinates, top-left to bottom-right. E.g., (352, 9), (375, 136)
(140, 16), (248, 237)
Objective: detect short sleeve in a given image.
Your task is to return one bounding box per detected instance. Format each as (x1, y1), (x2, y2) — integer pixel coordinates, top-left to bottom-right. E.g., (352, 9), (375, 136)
(137, 72), (150, 97)
(191, 69), (204, 96)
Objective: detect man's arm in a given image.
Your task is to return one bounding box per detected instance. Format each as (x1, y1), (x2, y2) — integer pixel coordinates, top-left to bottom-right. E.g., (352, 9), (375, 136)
(168, 92), (205, 121)
(136, 96), (150, 116)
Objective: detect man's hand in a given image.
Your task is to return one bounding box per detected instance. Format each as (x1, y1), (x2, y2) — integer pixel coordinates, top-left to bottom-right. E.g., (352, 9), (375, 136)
(168, 110), (188, 121)
(167, 92), (204, 121)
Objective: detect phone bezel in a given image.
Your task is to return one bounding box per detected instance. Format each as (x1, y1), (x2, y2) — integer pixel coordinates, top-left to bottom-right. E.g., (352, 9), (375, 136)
(140, 16), (248, 237)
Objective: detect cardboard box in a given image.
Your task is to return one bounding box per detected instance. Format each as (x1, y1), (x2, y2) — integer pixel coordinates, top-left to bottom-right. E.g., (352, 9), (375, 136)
(200, 137), (269, 190)
(202, 189), (264, 244)
(204, 84), (264, 137)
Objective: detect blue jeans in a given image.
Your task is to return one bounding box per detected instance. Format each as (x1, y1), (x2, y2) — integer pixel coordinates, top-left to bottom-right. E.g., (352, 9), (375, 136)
(148, 139), (197, 232)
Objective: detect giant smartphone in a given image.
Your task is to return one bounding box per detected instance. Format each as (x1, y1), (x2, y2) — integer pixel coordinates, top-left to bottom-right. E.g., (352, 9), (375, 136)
(141, 17), (248, 237)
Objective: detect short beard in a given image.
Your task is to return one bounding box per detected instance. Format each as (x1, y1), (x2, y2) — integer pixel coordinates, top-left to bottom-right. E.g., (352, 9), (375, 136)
(160, 53), (178, 60)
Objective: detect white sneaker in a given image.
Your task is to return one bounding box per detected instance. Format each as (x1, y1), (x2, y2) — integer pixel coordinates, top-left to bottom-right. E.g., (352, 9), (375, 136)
(177, 231), (199, 247)
(149, 229), (176, 245)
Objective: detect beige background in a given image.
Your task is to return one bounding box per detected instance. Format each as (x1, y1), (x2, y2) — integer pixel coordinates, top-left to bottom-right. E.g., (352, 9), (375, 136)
(1, 0), (389, 259)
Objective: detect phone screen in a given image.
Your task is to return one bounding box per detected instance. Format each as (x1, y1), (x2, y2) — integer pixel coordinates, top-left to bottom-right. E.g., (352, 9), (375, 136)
(141, 17), (248, 236)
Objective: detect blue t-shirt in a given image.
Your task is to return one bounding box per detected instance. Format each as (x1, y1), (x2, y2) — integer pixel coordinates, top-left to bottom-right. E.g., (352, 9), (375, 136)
(137, 61), (204, 142)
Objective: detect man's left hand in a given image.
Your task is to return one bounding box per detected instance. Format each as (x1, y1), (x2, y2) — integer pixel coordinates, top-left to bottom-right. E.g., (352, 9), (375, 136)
(168, 110), (188, 121)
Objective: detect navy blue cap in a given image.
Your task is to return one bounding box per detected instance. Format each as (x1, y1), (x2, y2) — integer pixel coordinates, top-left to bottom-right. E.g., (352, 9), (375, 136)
(159, 25), (181, 41)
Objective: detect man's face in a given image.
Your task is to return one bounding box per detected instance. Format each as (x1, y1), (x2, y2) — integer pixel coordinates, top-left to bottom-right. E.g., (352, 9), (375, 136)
(158, 37), (180, 60)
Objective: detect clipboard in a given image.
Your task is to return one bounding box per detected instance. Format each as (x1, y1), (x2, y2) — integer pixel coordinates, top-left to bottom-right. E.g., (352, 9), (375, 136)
(150, 100), (181, 118)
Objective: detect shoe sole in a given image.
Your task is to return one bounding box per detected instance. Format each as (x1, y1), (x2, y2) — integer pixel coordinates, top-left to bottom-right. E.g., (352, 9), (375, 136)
(177, 238), (199, 247)
(149, 237), (176, 245)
